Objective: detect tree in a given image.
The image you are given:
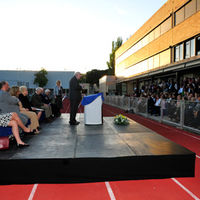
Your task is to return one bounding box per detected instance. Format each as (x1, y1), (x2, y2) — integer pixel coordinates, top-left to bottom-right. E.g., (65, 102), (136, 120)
(79, 74), (86, 83)
(34, 68), (48, 87)
(107, 37), (123, 75)
(86, 69), (108, 86)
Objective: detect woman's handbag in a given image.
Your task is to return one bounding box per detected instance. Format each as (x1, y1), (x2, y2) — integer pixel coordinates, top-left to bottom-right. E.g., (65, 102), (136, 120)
(0, 137), (9, 150)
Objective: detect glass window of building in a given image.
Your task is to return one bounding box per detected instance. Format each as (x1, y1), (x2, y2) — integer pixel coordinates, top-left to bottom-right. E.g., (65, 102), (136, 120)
(175, 45), (180, 61)
(154, 54), (160, 68)
(191, 38), (195, 57)
(185, 40), (191, 59)
(175, 7), (184, 26)
(160, 17), (171, 35)
(198, 0), (200, 11)
(149, 30), (155, 43)
(185, 0), (196, 19)
(154, 26), (161, 39)
(142, 35), (149, 47)
(180, 43), (183, 60)
(196, 36), (200, 55)
(148, 57), (154, 70)
(137, 41), (142, 50)
(175, 44), (184, 62)
(160, 49), (171, 66)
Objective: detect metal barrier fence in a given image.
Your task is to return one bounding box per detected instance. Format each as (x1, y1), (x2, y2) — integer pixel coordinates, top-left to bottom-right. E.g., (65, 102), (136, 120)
(104, 96), (200, 134)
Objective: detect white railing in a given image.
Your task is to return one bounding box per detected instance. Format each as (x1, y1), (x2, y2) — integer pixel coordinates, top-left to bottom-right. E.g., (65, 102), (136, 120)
(104, 96), (200, 134)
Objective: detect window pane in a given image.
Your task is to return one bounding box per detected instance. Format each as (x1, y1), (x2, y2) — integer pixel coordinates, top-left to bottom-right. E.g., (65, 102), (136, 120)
(196, 36), (200, 55)
(175, 46), (180, 62)
(198, 0), (200, 11)
(161, 17), (171, 35)
(137, 40), (142, 50)
(180, 43), (183, 60)
(149, 31), (155, 43)
(154, 54), (160, 68)
(148, 57), (154, 70)
(175, 7), (184, 26)
(185, 0), (196, 19)
(160, 49), (171, 66)
(154, 26), (161, 39)
(142, 35), (149, 47)
(191, 38), (195, 57)
(185, 41), (190, 58)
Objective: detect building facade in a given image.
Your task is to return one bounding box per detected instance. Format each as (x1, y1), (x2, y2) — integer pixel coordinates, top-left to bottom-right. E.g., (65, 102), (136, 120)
(0, 70), (74, 91)
(115, 0), (200, 95)
(99, 75), (117, 96)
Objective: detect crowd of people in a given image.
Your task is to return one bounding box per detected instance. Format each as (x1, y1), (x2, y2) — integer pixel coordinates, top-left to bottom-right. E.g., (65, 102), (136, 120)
(0, 80), (64, 147)
(131, 77), (200, 129)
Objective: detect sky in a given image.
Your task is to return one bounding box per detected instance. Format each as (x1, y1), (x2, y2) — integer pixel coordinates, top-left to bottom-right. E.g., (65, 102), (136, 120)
(0, 0), (167, 73)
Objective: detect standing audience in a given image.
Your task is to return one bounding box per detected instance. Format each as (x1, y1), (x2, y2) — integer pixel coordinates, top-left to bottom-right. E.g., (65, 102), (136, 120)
(54, 80), (63, 117)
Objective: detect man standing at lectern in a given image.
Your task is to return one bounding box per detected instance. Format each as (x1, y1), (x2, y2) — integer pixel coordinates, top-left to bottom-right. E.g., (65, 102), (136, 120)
(69, 72), (82, 125)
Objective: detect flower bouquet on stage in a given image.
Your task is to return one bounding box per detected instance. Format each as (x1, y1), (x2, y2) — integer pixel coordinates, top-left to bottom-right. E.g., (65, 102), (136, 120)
(114, 114), (129, 125)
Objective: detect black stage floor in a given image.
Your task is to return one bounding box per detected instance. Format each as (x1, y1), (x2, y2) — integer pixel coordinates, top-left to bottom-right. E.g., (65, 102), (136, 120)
(0, 114), (196, 184)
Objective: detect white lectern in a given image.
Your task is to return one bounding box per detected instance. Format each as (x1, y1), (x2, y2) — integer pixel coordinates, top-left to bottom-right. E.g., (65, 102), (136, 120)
(81, 93), (103, 125)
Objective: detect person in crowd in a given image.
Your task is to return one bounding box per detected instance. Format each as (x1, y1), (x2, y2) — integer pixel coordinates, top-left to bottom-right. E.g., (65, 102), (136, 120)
(31, 87), (52, 122)
(43, 89), (51, 104)
(39, 88), (46, 104)
(43, 89), (59, 117)
(187, 93), (194, 101)
(148, 93), (156, 115)
(178, 84), (184, 95)
(54, 80), (64, 117)
(18, 86), (42, 120)
(10, 86), (40, 134)
(69, 72), (82, 125)
(193, 95), (200, 128)
(154, 94), (161, 116)
(160, 94), (166, 116)
(173, 95), (181, 122)
(0, 81), (28, 126)
(0, 112), (30, 147)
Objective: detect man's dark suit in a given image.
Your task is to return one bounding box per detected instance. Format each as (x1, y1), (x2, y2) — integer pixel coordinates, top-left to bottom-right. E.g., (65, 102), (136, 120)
(69, 76), (82, 124)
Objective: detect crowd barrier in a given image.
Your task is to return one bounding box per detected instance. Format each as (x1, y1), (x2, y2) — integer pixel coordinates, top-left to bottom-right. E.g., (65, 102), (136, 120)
(104, 96), (200, 135)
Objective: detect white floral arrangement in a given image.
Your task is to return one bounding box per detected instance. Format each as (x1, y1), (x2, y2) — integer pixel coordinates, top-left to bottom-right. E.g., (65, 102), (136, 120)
(114, 114), (129, 125)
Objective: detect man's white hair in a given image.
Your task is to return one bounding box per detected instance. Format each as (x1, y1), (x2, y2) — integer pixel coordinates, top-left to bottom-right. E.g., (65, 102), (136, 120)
(36, 87), (43, 92)
(19, 85), (27, 93)
(75, 72), (81, 76)
(45, 89), (51, 93)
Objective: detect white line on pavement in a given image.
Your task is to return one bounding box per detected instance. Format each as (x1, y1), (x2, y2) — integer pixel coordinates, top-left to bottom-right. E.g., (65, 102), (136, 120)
(172, 178), (200, 200)
(28, 184), (38, 200)
(105, 182), (116, 200)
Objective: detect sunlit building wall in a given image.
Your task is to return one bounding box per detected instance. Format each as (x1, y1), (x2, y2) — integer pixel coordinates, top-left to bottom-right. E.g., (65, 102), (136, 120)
(115, 0), (200, 88)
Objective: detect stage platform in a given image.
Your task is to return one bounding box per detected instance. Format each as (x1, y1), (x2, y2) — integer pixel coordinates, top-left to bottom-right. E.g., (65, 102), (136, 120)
(0, 114), (195, 184)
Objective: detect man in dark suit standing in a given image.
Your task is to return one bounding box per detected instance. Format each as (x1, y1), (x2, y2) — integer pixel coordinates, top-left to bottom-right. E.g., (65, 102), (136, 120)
(69, 72), (82, 125)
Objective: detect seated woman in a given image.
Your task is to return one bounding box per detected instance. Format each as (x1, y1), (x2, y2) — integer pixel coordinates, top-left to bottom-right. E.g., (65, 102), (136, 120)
(0, 81), (28, 126)
(0, 112), (30, 147)
(18, 86), (42, 120)
(10, 86), (40, 134)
